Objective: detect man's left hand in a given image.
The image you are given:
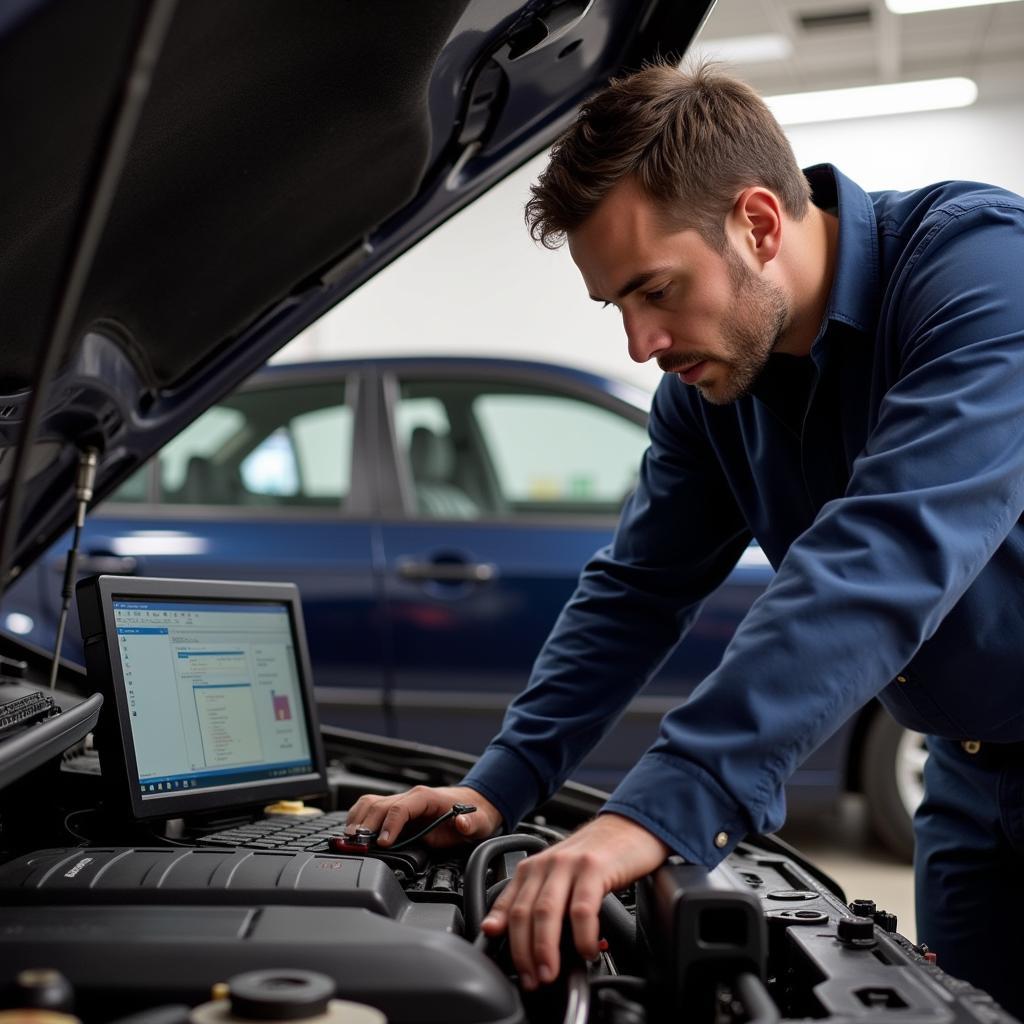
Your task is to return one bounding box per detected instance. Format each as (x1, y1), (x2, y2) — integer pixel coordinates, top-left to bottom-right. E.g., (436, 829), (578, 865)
(480, 813), (670, 989)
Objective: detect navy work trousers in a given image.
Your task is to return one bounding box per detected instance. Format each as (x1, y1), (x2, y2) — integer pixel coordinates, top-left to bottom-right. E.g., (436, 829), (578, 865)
(915, 736), (1024, 1018)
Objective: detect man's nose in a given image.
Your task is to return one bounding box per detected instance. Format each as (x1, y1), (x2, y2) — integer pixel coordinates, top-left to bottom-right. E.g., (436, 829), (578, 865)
(624, 311), (672, 364)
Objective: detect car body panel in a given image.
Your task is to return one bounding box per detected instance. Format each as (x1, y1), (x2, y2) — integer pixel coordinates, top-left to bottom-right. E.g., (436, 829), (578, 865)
(7, 357), (860, 801)
(0, 0), (714, 578)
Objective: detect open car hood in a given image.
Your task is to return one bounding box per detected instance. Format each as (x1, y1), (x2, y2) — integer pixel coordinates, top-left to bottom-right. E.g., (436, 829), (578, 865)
(0, 0), (713, 582)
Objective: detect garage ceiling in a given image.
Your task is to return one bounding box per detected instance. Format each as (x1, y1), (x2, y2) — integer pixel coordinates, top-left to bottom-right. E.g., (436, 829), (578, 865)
(695, 0), (1024, 98)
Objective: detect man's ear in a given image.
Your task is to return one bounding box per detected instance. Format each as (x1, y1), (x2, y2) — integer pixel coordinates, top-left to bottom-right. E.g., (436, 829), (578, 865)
(730, 187), (782, 267)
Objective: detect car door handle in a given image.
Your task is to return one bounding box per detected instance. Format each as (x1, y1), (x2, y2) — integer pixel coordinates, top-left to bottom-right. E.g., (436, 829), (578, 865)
(396, 559), (498, 584)
(53, 553), (139, 576)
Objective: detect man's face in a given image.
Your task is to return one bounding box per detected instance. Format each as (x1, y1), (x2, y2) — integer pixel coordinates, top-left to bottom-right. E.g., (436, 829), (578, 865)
(568, 178), (790, 405)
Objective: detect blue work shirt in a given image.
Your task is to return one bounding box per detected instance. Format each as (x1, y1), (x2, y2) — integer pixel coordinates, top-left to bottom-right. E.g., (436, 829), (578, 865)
(463, 164), (1024, 867)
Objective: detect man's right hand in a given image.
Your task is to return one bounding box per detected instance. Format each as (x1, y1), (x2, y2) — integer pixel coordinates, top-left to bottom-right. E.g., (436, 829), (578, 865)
(345, 785), (502, 848)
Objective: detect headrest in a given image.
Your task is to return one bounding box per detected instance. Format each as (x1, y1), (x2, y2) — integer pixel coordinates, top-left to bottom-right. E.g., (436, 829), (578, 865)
(409, 426), (455, 482)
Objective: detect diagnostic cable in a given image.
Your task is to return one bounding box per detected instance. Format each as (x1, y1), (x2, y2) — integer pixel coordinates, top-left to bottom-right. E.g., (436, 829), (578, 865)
(331, 802), (480, 854)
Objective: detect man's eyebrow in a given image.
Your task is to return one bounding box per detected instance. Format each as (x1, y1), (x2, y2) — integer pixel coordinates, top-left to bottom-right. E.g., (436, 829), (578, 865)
(588, 267), (671, 304)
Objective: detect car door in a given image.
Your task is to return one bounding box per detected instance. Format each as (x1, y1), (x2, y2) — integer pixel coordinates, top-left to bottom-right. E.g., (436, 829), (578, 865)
(374, 361), (769, 787)
(15, 368), (391, 734)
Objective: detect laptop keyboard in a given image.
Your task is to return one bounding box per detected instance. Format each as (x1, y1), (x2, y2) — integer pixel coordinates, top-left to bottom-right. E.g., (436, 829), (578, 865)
(195, 810), (349, 852)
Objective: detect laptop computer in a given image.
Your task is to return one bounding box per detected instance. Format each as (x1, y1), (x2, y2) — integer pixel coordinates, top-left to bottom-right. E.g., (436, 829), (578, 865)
(76, 575), (329, 825)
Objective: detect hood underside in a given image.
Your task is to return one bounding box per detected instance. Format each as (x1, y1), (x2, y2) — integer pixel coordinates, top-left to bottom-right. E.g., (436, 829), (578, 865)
(0, 0), (713, 580)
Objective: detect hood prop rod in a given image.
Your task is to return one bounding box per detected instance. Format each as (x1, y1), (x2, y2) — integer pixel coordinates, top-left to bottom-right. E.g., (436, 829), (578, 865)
(0, 0), (178, 596)
(49, 448), (99, 689)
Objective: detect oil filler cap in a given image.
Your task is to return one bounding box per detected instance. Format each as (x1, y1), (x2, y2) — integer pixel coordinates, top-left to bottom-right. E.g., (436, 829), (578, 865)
(191, 971), (386, 1024)
(229, 971), (335, 1020)
(837, 915), (877, 948)
(766, 889), (818, 901)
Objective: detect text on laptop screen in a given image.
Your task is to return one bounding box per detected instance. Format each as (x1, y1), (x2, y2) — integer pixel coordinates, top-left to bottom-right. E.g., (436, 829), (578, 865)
(111, 598), (317, 802)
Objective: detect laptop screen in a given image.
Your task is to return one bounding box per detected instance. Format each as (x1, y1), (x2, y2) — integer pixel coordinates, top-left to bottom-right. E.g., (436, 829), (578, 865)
(112, 598), (317, 803)
(77, 576), (327, 820)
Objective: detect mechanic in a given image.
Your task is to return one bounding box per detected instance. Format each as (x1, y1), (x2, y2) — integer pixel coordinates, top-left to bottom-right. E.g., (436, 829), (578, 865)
(347, 62), (1024, 1013)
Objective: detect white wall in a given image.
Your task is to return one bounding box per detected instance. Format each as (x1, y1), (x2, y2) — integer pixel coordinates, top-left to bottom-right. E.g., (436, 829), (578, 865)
(786, 96), (1024, 195)
(279, 92), (1024, 394)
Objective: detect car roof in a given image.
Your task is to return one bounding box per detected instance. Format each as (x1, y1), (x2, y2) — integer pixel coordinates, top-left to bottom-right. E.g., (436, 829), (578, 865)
(0, 0), (709, 581)
(252, 356), (651, 410)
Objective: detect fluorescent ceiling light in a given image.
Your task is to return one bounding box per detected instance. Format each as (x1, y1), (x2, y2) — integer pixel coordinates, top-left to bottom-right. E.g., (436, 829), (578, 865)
(764, 77), (978, 125)
(695, 33), (793, 64)
(886, 0), (1020, 13)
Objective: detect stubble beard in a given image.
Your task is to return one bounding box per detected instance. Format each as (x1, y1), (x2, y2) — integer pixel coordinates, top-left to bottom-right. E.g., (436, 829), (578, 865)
(687, 252), (790, 406)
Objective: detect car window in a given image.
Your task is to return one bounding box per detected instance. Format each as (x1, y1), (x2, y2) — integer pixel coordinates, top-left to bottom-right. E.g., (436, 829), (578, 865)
(395, 378), (647, 519)
(107, 466), (149, 503)
(395, 396), (451, 446)
(473, 392), (647, 514)
(239, 427), (300, 496)
(162, 407), (248, 494)
(291, 405), (352, 498)
(108, 380), (352, 509)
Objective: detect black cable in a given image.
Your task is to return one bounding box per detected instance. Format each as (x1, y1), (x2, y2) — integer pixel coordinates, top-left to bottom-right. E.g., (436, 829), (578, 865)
(463, 833), (548, 939)
(388, 802), (478, 851)
(146, 827), (194, 849)
(63, 807), (96, 844)
(0, 0), (178, 592)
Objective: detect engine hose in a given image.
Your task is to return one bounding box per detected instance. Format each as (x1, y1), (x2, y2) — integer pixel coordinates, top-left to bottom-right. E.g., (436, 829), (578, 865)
(735, 973), (780, 1024)
(474, 877), (637, 977)
(599, 892), (638, 970)
(486, 878), (512, 909)
(463, 834), (548, 939)
(479, 880), (632, 956)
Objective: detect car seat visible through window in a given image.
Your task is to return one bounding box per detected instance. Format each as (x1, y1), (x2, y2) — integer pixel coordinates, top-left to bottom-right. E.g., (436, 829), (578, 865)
(408, 426), (479, 519)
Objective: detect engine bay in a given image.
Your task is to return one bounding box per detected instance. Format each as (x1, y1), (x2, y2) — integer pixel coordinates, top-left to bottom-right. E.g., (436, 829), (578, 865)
(0, 655), (1015, 1024)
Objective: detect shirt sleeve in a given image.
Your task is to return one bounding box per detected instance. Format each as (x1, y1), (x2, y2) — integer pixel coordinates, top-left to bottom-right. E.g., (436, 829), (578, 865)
(605, 201), (1024, 867)
(461, 378), (751, 830)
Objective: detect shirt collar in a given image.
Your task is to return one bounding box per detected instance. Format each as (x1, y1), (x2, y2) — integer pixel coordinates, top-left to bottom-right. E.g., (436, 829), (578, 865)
(804, 163), (880, 341)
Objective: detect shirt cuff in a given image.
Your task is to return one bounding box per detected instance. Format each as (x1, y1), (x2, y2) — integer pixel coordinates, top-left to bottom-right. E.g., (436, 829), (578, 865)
(602, 751), (749, 867)
(461, 743), (543, 831)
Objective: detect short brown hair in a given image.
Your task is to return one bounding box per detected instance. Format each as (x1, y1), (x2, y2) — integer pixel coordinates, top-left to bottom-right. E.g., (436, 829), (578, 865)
(525, 61), (811, 250)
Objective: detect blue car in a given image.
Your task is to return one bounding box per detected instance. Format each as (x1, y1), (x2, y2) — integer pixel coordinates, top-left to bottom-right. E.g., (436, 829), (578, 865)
(7, 355), (922, 858)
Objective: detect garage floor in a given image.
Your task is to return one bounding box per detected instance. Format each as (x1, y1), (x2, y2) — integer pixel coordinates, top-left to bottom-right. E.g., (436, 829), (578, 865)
(779, 795), (916, 941)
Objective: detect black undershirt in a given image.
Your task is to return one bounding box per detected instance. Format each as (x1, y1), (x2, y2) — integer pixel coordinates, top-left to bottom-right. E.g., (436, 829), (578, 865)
(750, 352), (816, 438)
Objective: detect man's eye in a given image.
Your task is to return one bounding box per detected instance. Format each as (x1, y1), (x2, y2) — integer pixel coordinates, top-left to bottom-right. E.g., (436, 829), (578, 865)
(645, 287), (667, 303)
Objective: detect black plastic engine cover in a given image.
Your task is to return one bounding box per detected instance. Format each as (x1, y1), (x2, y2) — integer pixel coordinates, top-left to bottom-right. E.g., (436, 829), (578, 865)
(0, 902), (523, 1024)
(0, 846), (441, 921)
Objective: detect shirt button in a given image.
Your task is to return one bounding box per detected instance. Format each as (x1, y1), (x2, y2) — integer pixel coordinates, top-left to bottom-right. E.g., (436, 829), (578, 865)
(896, 674), (908, 684)
(961, 740), (981, 755)
(714, 831), (729, 849)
